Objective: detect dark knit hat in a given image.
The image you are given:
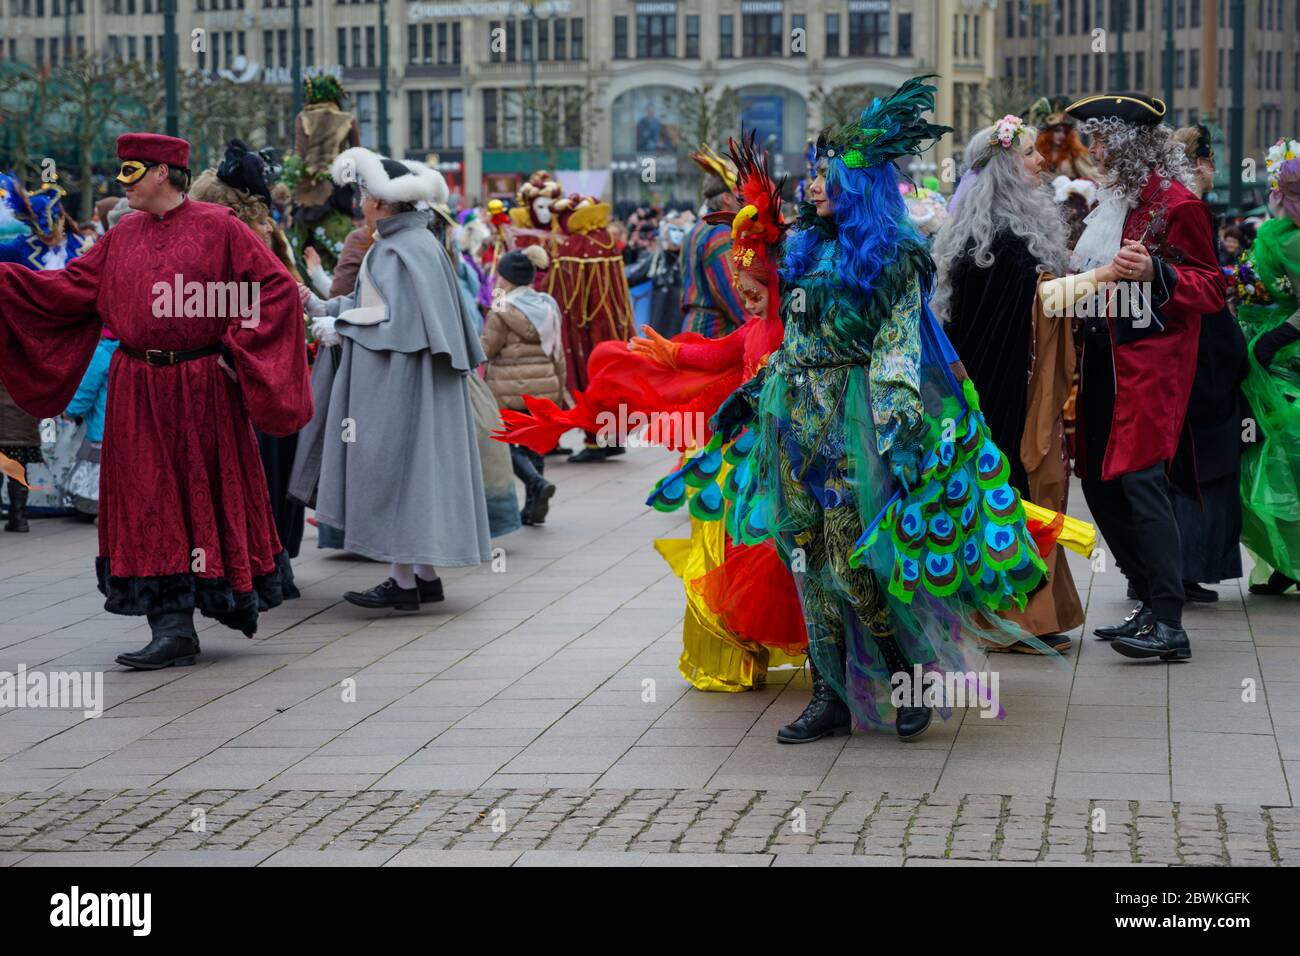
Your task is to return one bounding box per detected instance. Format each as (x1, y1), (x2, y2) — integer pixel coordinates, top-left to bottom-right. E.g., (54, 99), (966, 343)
(497, 249), (536, 287)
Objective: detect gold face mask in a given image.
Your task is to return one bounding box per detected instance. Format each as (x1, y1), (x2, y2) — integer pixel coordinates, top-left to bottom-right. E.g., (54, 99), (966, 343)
(116, 161), (155, 185)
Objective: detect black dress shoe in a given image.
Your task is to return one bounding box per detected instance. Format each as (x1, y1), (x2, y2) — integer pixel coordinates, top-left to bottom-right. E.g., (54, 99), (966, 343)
(567, 446), (609, 463)
(526, 479), (556, 524)
(777, 665), (851, 743)
(896, 705), (933, 741)
(343, 578), (420, 611)
(1094, 602), (1154, 640)
(1249, 571), (1300, 595)
(1126, 584), (1139, 600)
(1111, 620), (1192, 661)
(520, 507), (534, 526)
(116, 635), (199, 670)
(1184, 582), (1219, 603)
(416, 575), (444, 603)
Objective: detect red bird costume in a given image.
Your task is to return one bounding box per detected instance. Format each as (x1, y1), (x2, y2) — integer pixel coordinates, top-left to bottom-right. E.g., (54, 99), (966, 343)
(497, 133), (807, 674)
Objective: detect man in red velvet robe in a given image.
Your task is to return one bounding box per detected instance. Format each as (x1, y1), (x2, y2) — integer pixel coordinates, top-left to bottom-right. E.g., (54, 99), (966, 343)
(0, 133), (312, 669)
(1061, 94), (1225, 662)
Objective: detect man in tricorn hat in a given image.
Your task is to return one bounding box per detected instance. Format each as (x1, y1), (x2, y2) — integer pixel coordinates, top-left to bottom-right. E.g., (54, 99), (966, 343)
(0, 132), (312, 668)
(1043, 93), (1225, 662)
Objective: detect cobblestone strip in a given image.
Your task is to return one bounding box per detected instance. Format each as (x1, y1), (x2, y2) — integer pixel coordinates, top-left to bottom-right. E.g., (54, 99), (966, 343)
(0, 788), (1290, 864)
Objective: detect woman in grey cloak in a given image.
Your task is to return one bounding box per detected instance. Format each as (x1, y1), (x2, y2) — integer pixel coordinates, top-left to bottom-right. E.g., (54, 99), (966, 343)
(291, 147), (493, 610)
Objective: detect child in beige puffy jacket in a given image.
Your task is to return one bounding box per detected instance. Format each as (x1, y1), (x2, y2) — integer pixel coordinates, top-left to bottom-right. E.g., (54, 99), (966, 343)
(481, 245), (566, 525)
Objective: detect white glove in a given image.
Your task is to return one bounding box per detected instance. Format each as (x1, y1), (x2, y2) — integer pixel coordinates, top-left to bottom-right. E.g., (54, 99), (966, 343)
(311, 313), (340, 346)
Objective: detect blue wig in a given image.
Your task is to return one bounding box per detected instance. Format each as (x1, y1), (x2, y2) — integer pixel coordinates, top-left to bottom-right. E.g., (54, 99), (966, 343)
(781, 159), (922, 306)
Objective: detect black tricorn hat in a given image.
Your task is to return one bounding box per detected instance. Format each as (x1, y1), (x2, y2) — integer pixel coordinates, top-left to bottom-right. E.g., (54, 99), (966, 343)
(216, 139), (273, 209)
(1066, 92), (1166, 126)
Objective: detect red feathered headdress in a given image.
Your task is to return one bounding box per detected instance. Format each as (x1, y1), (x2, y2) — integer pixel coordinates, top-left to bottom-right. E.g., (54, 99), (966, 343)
(704, 130), (789, 319)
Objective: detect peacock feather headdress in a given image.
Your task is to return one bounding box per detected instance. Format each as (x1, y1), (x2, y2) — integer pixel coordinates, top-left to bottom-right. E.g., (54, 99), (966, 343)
(817, 75), (951, 172)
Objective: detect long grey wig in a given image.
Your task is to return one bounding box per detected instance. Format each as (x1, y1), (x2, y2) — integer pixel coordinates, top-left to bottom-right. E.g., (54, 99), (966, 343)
(931, 124), (1069, 325)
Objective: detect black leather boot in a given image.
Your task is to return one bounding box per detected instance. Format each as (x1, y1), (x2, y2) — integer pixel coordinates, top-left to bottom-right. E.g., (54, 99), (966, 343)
(4, 480), (29, 533)
(1111, 620), (1192, 661)
(116, 634), (199, 670)
(777, 661), (851, 743)
(526, 478), (556, 525)
(343, 578), (420, 611)
(416, 575), (444, 603)
(1184, 582), (1218, 603)
(118, 610), (200, 670)
(878, 634), (932, 741)
(1094, 602), (1154, 640)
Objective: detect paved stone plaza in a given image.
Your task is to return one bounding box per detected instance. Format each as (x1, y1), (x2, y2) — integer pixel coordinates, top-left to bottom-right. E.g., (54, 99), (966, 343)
(1, 443), (1298, 866)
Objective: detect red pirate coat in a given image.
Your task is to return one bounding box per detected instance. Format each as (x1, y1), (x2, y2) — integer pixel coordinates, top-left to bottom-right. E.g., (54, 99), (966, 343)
(1077, 172), (1225, 482)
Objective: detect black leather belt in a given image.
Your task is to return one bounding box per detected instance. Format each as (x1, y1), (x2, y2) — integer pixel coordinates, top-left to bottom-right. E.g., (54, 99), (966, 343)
(119, 343), (223, 367)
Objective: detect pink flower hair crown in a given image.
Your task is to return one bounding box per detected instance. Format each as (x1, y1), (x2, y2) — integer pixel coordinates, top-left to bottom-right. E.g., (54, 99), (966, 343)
(995, 114), (1028, 148)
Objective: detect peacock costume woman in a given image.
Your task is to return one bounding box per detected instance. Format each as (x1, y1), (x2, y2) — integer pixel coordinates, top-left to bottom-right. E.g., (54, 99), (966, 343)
(653, 78), (1059, 742)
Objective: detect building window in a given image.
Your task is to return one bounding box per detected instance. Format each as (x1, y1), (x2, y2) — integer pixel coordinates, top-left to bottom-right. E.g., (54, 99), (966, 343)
(554, 18), (566, 61)
(1189, 47), (1199, 88)
(305, 28), (313, 65)
(614, 15), (628, 59)
(570, 18), (582, 59)
(449, 90), (463, 148)
(350, 26), (360, 68)
(1135, 49), (1144, 87)
(265, 29), (275, 68)
(898, 12), (912, 56)
(488, 20), (502, 62)
(791, 14), (805, 57)
(637, 13), (676, 58)
(336, 26), (345, 66)
(826, 13), (840, 57)
(1055, 54), (1064, 91)
(1136, 0), (1145, 28)
(483, 88), (498, 148)
(848, 10), (889, 55)
(407, 25), (417, 65)
(1006, 0), (1014, 37)
(742, 13), (782, 57)
(537, 19), (548, 60)
(521, 18), (533, 62)
(408, 90), (423, 150)
(1176, 48), (1185, 87)
(685, 14), (699, 57)
(429, 90), (444, 148)
(719, 14), (733, 58)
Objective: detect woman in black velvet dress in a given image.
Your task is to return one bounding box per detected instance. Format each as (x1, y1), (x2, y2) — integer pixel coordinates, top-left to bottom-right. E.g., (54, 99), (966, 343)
(931, 119), (1084, 648)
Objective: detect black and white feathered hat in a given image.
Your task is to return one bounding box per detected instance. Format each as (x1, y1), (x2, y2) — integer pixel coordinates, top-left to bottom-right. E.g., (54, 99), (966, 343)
(330, 147), (448, 206)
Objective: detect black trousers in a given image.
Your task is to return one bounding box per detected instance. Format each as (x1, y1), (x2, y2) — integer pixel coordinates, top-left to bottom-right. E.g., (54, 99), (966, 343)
(510, 445), (544, 487)
(1082, 463), (1185, 626)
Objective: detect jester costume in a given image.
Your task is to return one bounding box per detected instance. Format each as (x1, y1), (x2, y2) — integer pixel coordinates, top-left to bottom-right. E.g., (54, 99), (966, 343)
(496, 134), (808, 691)
(1232, 151), (1300, 593)
(653, 79), (1058, 741)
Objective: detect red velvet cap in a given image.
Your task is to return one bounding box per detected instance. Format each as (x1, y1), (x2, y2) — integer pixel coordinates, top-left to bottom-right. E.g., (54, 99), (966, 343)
(116, 133), (191, 170)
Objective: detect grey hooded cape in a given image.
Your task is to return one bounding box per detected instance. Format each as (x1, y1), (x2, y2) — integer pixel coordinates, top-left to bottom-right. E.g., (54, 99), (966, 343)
(289, 209), (494, 566)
